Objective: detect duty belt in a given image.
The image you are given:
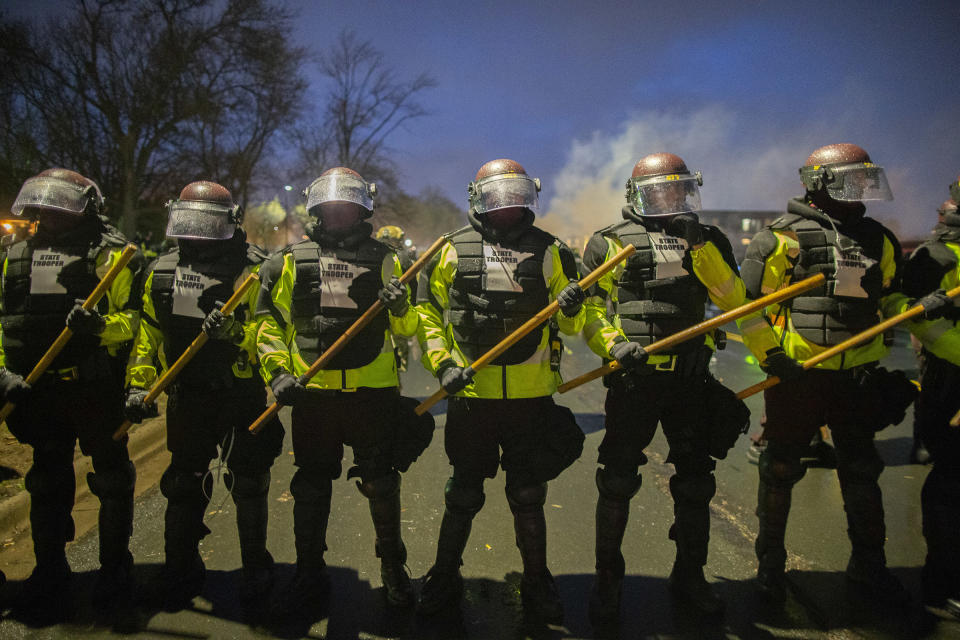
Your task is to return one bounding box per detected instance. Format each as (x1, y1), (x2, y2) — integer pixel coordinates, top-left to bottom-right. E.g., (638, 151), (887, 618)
(43, 366), (81, 382)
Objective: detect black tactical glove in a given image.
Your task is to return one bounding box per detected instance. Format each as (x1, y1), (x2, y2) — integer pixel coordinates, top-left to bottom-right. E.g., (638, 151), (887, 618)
(916, 289), (953, 321)
(609, 340), (649, 370)
(66, 300), (106, 335)
(124, 387), (158, 424)
(437, 361), (474, 395)
(202, 303), (244, 343)
(377, 277), (409, 317)
(0, 368), (30, 404)
(762, 348), (805, 382)
(666, 212), (704, 248)
(270, 372), (305, 406)
(557, 281), (585, 317)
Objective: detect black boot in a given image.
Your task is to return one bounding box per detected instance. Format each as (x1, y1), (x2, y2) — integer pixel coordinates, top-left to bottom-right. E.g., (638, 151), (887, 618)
(755, 477), (792, 604)
(838, 453), (910, 607)
(508, 483), (563, 625)
(589, 468), (639, 626)
(921, 471), (960, 615)
(16, 459), (76, 618)
(668, 472), (723, 615)
(231, 472), (276, 604)
(359, 471), (413, 607)
(418, 477), (484, 615)
(271, 469), (332, 619)
(148, 467), (211, 611)
(87, 461), (136, 608)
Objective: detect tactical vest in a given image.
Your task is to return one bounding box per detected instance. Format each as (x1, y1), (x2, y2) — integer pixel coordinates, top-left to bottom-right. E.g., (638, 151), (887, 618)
(604, 220), (708, 354)
(289, 238), (389, 370)
(446, 226), (551, 365)
(917, 221), (960, 322)
(775, 211), (886, 346)
(0, 230), (121, 377)
(150, 245), (264, 387)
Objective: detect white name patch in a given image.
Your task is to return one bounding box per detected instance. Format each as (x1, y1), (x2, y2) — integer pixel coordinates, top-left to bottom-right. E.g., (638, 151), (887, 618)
(483, 244), (534, 293)
(832, 246), (874, 299)
(318, 256), (369, 310)
(173, 266), (220, 318)
(648, 232), (690, 280)
(30, 250), (80, 294)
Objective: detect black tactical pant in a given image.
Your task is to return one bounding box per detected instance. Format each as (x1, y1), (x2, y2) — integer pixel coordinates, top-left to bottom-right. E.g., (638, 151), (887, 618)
(599, 371), (718, 572)
(916, 351), (960, 601)
(161, 378), (284, 574)
(758, 368), (887, 576)
(7, 376), (130, 572)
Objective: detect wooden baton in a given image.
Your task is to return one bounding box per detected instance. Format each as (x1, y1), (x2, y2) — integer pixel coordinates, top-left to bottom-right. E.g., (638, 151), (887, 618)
(112, 272), (260, 440)
(736, 284), (960, 400)
(414, 243), (638, 416)
(558, 273), (827, 394)
(247, 234), (449, 433)
(0, 243), (139, 424)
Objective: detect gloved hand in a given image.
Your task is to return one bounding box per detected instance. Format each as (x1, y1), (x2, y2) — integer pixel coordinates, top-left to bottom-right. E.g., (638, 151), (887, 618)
(0, 368), (30, 404)
(917, 289), (953, 321)
(437, 361), (474, 395)
(377, 277), (409, 317)
(557, 281), (585, 317)
(124, 387), (158, 424)
(66, 301), (105, 335)
(762, 348), (805, 382)
(270, 372), (305, 406)
(609, 340), (649, 370)
(666, 212), (704, 248)
(202, 302), (244, 343)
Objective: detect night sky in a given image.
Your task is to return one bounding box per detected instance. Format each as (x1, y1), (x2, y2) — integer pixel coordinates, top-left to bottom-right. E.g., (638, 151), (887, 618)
(7, 0), (960, 241)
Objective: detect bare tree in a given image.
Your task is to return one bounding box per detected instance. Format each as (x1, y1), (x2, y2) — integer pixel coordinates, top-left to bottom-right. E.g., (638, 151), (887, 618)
(295, 29), (436, 189)
(0, 0), (307, 236)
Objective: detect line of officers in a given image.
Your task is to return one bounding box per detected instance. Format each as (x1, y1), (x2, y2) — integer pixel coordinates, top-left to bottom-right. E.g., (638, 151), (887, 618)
(0, 146), (958, 629)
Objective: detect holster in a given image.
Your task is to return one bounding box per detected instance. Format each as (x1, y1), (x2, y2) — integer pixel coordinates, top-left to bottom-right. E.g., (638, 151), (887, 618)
(854, 364), (918, 431)
(702, 375), (750, 459)
(391, 396), (435, 472)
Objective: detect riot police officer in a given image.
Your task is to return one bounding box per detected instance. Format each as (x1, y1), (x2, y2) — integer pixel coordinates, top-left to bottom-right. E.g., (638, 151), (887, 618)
(737, 143), (920, 605)
(124, 181), (285, 610)
(581, 153), (748, 622)
(255, 167), (424, 613)
(0, 168), (143, 615)
(416, 159), (586, 624)
(882, 195), (959, 616)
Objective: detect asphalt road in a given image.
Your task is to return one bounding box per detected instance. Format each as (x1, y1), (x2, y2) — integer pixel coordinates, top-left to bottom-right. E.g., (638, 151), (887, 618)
(1, 327), (959, 639)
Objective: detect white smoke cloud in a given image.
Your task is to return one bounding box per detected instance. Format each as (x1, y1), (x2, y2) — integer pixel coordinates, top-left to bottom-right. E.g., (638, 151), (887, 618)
(538, 106), (929, 249)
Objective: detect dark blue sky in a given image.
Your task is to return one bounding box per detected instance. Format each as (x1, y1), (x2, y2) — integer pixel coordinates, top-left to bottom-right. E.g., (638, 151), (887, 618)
(9, 0), (960, 240)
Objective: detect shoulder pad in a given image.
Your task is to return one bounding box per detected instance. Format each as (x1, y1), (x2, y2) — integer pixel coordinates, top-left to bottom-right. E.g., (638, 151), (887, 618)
(767, 213), (804, 230)
(447, 225), (477, 241)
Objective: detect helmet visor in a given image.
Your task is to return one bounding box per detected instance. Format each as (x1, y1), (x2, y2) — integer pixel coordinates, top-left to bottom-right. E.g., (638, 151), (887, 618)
(824, 163), (893, 202)
(165, 201), (237, 240)
(305, 174), (373, 212)
(629, 175), (702, 217)
(11, 177), (99, 216)
(471, 175), (540, 214)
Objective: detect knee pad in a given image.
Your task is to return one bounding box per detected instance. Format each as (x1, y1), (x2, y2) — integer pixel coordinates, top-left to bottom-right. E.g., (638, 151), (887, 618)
(505, 482), (547, 512)
(357, 469), (400, 500)
(86, 460), (136, 499)
(229, 471), (270, 500)
(24, 464), (74, 502)
(596, 466), (642, 501)
(444, 476), (485, 516)
(160, 465), (211, 502)
(758, 450), (805, 488)
(669, 472), (716, 504)
(290, 467), (333, 504)
(838, 450), (884, 486)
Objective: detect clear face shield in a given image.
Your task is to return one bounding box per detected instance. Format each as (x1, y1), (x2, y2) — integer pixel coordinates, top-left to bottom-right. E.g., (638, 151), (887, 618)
(820, 163), (893, 202)
(305, 174), (375, 213)
(469, 174), (541, 215)
(627, 173), (703, 217)
(11, 176), (102, 216)
(165, 200), (240, 240)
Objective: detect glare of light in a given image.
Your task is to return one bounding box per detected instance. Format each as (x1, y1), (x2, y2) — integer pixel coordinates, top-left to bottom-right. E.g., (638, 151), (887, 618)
(284, 185), (293, 192)
(740, 237), (751, 245)
(1, 223), (12, 232)
(273, 226), (279, 231)
(403, 238), (413, 247)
